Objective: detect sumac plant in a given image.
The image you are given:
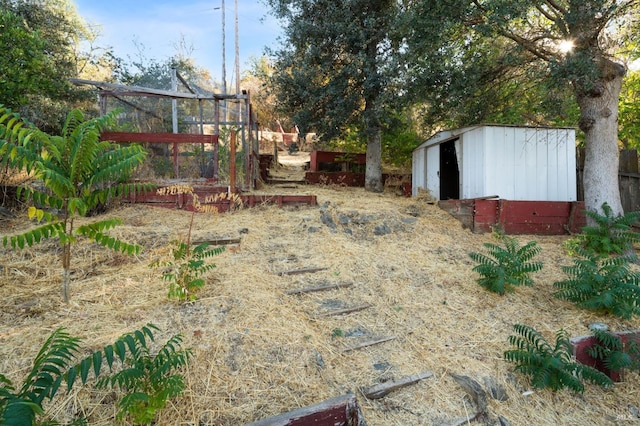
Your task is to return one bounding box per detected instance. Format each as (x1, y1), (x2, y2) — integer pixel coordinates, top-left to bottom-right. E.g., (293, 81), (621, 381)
(504, 324), (612, 393)
(469, 236), (543, 295)
(0, 324), (186, 425)
(150, 185), (237, 302)
(0, 106), (154, 302)
(553, 248), (640, 319)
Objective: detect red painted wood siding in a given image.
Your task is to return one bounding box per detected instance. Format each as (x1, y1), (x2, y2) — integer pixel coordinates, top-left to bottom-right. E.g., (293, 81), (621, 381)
(439, 199), (586, 235)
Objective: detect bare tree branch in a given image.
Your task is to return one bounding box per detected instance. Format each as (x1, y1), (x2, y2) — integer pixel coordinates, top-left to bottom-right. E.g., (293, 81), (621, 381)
(498, 29), (554, 62)
(544, 0), (567, 15)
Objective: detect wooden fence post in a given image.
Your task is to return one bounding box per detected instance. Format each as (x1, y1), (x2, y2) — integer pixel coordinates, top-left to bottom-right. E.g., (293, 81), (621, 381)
(230, 130), (236, 192)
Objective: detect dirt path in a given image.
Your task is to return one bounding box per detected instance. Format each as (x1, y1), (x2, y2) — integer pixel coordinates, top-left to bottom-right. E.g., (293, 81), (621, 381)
(268, 151), (310, 182)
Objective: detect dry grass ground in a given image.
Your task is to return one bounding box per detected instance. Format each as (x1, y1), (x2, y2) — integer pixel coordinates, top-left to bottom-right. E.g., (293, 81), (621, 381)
(1, 177), (639, 425)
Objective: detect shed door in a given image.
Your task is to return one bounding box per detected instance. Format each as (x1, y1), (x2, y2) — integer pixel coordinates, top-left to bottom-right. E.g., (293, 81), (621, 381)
(440, 139), (460, 200)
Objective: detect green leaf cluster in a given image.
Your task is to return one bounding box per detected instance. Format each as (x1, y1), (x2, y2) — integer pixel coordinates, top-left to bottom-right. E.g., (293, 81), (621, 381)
(96, 333), (191, 424)
(588, 329), (640, 375)
(580, 202), (640, 256)
(553, 249), (640, 319)
(469, 236), (543, 295)
(504, 324), (613, 393)
(0, 324), (185, 425)
(152, 241), (225, 301)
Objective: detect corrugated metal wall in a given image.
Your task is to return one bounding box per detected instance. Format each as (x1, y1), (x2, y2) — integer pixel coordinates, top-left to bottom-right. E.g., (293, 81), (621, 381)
(460, 128), (485, 199)
(413, 125), (577, 201)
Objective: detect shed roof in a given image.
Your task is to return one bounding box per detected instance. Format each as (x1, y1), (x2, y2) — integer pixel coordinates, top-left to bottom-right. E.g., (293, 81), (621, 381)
(413, 123), (576, 152)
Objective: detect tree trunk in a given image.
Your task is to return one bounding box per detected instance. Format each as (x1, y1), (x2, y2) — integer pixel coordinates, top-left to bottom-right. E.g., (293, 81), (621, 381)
(361, 2), (387, 194)
(365, 125), (383, 192)
(62, 242), (71, 303)
(576, 58), (626, 221)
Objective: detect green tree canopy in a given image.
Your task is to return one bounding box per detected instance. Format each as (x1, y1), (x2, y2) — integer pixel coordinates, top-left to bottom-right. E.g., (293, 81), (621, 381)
(0, 8), (49, 109)
(619, 69), (640, 149)
(0, 0), (96, 132)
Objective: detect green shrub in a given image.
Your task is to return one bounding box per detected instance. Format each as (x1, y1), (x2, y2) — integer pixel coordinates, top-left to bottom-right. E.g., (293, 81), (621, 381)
(468, 236), (543, 295)
(504, 324), (612, 393)
(96, 333), (191, 424)
(581, 202), (640, 256)
(0, 324), (172, 425)
(154, 240), (225, 301)
(149, 185), (231, 302)
(553, 248), (640, 319)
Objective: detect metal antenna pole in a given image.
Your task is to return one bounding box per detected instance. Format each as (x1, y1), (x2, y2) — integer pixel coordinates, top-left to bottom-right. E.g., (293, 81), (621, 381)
(221, 0), (226, 96)
(234, 0), (240, 121)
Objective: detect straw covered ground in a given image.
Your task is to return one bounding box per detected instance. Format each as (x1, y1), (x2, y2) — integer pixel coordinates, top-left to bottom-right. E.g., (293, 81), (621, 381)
(1, 171), (640, 425)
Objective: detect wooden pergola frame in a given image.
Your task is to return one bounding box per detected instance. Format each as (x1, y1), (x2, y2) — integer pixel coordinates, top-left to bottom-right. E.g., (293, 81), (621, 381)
(70, 75), (259, 191)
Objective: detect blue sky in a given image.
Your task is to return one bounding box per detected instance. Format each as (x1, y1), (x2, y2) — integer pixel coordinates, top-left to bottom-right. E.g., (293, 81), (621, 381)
(73, 0), (282, 85)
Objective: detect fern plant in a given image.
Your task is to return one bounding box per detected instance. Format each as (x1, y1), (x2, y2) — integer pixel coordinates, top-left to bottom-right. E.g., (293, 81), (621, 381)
(588, 329), (640, 376)
(581, 202), (640, 256)
(468, 236), (543, 294)
(96, 333), (191, 424)
(553, 247), (640, 319)
(0, 324), (161, 425)
(504, 324), (613, 393)
(0, 106), (154, 302)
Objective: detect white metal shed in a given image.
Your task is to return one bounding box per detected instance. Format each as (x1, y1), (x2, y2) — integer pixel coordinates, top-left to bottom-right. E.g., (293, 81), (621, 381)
(412, 124), (577, 201)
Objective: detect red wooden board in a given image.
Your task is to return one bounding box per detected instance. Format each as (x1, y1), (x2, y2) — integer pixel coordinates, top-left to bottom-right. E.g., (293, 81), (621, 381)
(247, 393), (361, 426)
(571, 331), (640, 381)
(309, 151), (366, 172)
(122, 187), (317, 211)
(101, 132), (218, 144)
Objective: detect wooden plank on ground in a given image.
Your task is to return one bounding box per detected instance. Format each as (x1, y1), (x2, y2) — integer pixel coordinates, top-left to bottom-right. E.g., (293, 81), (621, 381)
(278, 267), (328, 276)
(245, 393), (363, 426)
(286, 282), (353, 295)
(192, 237), (241, 246)
(343, 335), (396, 352)
(318, 304), (371, 317)
(361, 371), (434, 399)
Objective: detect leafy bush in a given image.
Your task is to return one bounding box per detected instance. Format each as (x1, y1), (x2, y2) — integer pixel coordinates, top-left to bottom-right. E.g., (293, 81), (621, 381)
(553, 248), (640, 319)
(97, 333), (191, 424)
(504, 324), (612, 393)
(468, 236), (543, 294)
(588, 329), (640, 375)
(581, 202), (640, 256)
(0, 324), (177, 425)
(154, 240), (225, 301)
(0, 106), (154, 302)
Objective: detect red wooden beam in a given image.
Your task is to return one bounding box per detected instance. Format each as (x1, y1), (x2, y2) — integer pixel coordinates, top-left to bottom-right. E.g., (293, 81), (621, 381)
(101, 131), (218, 144)
(571, 330), (640, 381)
(246, 393), (362, 426)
